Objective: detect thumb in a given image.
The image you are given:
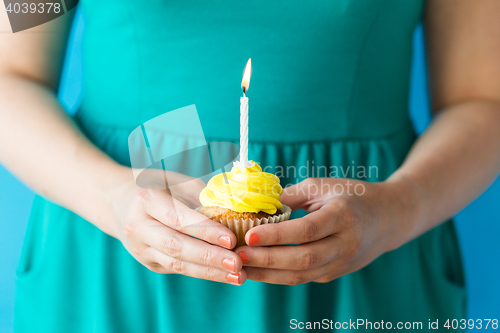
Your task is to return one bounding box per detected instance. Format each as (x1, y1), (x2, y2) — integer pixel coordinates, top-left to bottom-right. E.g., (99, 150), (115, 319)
(169, 176), (206, 209)
(279, 180), (312, 211)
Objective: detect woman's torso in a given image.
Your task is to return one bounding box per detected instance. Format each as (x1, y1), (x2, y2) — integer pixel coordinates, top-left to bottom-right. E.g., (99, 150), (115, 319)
(14, 1), (467, 332)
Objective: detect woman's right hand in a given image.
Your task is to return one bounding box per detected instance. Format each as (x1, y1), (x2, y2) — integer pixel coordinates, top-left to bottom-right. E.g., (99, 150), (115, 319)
(109, 167), (246, 285)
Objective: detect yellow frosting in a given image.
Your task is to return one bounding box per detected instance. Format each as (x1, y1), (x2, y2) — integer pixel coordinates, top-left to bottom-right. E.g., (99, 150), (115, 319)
(199, 161), (283, 214)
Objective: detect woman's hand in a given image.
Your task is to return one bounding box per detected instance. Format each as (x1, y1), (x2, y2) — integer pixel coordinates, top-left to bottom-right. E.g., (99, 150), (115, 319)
(109, 168), (246, 285)
(235, 177), (418, 285)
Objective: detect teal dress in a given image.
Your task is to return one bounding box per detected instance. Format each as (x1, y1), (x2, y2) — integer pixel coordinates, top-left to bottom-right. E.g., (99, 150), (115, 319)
(15, 1), (466, 332)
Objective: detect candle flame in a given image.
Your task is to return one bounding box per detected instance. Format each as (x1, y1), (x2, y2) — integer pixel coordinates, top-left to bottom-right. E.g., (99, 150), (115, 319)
(241, 58), (252, 92)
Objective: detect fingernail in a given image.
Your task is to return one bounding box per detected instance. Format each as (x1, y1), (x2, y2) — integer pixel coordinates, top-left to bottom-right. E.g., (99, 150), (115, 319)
(223, 258), (236, 272)
(247, 234), (260, 246)
(219, 235), (232, 249)
(227, 273), (240, 284)
(238, 252), (249, 264)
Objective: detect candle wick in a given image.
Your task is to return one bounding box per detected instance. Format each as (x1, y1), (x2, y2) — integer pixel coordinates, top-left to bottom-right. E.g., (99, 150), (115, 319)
(243, 87), (246, 97)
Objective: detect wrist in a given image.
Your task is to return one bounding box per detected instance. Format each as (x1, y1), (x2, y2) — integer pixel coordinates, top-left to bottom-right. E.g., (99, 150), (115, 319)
(82, 163), (135, 239)
(381, 173), (428, 252)
(103, 165), (138, 238)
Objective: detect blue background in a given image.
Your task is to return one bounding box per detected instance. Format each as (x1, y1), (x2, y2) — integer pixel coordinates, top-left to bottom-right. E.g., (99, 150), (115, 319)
(1, 8), (499, 332)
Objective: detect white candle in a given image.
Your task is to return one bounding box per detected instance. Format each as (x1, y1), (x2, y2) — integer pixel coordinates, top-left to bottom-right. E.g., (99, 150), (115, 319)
(240, 95), (249, 167)
(239, 58), (252, 168)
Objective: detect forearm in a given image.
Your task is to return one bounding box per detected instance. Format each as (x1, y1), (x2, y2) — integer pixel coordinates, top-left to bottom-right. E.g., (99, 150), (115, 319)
(386, 99), (500, 248)
(0, 73), (130, 236)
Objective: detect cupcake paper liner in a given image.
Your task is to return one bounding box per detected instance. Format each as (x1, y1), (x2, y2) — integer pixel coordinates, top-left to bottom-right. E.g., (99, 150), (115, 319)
(197, 205), (292, 247)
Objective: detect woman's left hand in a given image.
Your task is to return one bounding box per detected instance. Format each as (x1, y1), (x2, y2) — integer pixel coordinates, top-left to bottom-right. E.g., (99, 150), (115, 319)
(235, 178), (417, 285)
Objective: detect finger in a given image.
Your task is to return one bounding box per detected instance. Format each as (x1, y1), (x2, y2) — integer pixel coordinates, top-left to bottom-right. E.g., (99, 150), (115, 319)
(236, 235), (340, 270)
(245, 203), (342, 246)
(245, 265), (325, 285)
(143, 189), (237, 248)
(146, 248), (247, 285)
(142, 222), (243, 273)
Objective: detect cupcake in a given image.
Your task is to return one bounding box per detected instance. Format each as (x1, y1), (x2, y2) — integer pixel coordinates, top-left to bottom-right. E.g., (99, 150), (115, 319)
(198, 160), (291, 247)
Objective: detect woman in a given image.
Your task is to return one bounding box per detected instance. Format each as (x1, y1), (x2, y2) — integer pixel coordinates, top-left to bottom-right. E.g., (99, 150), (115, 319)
(1, 0), (500, 332)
